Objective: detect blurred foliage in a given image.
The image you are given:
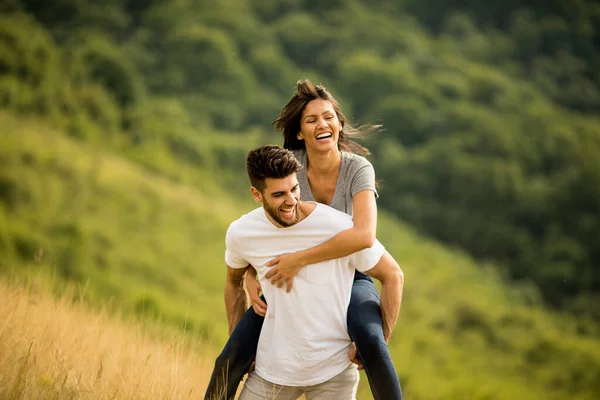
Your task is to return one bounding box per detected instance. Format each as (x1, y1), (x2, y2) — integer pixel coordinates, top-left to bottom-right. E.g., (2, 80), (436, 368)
(2, 0), (597, 319)
(0, 1), (600, 397)
(0, 113), (253, 343)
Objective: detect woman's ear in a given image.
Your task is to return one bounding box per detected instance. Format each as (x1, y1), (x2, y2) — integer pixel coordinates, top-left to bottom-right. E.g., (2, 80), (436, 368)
(296, 132), (303, 140)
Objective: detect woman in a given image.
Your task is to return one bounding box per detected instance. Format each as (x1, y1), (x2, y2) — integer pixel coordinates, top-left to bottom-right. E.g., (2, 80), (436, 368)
(205, 80), (404, 400)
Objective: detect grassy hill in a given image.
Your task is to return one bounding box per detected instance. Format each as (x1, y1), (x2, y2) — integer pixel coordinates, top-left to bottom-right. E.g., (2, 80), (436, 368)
(0, 277), (217, 399)
(2, 113), (600, 399)
(0, 112), (244, 344)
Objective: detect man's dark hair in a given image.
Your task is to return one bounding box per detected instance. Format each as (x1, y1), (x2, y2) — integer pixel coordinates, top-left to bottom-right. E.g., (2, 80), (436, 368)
(246, 145), (302, 192)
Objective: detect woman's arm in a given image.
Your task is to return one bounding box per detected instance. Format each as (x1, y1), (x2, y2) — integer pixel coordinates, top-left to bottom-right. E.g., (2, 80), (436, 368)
(266, 189), (377, 291)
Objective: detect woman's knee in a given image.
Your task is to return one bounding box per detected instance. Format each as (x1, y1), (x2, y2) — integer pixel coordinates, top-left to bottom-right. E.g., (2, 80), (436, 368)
(351, 322), (386, 347)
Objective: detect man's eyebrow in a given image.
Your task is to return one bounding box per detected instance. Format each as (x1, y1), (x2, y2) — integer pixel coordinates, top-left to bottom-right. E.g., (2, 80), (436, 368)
(270, 184), (299, 196)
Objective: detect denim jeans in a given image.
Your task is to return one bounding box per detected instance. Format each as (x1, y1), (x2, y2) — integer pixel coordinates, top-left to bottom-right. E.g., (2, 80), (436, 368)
(347, 274), (402, 400)
(204, 271), (402, 400)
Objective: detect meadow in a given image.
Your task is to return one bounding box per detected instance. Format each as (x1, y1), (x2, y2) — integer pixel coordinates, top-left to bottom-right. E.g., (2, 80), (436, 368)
(0, 277), (217, 399)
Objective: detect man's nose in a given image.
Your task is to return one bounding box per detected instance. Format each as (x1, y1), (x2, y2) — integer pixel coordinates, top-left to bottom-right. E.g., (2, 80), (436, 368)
(285, 192), (297, 204)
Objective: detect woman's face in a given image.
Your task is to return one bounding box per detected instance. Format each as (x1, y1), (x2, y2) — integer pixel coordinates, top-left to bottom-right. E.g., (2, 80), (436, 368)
(297, 99), (341, 152)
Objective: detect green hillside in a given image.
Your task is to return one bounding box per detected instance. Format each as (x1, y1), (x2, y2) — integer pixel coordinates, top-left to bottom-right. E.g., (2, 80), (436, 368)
(2, 113), (599, 399)
(2, 0), (600, 398)
(0, 112), (241, 343)
(2, 0), (599, 316)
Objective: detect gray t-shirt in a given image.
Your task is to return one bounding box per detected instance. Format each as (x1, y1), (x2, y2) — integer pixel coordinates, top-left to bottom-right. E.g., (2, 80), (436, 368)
(293, 149), (378, 216)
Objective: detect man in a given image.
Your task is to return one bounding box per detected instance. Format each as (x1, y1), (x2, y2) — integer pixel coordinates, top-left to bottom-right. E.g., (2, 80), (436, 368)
(219, 145), (403, 399)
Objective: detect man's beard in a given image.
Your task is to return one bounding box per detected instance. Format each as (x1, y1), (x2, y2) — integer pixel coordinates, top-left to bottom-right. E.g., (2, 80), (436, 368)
(263, 200), (299, 227)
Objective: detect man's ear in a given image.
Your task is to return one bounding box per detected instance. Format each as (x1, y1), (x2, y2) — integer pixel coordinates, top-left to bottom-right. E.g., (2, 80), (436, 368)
(250, 187), (263, 203)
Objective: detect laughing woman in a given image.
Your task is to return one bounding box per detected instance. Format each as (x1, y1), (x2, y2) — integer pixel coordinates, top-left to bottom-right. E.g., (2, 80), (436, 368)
(205, 80), (404, 400)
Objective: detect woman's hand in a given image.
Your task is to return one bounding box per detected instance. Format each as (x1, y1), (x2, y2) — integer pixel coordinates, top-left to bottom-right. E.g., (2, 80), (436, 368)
(244, 270), (267, 316)
(265, 252), (305, 292)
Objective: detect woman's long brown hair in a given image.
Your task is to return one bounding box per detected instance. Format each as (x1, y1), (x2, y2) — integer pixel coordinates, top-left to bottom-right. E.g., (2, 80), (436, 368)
(273, 79), (381, 156)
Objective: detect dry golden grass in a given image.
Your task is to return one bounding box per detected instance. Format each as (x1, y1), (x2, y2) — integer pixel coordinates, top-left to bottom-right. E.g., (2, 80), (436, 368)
(0, 278), (219, 400)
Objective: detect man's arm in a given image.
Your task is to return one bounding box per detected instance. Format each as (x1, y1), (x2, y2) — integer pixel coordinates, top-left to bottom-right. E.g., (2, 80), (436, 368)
(364, 252), (404, 343)
(225, 265), (249, 335)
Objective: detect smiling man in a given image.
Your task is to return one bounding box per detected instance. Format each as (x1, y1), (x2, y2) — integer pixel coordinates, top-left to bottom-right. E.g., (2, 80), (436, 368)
(220, 145), (402, 400)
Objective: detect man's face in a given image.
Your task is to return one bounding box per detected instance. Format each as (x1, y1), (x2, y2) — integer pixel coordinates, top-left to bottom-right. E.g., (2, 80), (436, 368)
(252, 175), (300, 228)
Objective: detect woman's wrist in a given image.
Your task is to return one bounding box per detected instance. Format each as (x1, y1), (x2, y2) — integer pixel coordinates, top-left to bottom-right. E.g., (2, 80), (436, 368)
(295, 251), (310, 269)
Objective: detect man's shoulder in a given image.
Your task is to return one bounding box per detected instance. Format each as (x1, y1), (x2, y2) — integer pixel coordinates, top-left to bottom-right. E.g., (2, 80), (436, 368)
(314, 202), (350, 216)
(228, 207), (264, 234)
(312, 203), (353, 227)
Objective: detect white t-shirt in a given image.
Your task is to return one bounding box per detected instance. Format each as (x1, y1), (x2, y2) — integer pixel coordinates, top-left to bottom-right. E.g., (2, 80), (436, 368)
(225, 203), (385, 386)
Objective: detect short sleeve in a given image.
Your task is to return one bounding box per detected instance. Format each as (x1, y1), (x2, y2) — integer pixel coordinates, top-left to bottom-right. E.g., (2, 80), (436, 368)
(349, 240), (385, 273)
(224, 225), (249, 269)
(350, 159), (379, 199)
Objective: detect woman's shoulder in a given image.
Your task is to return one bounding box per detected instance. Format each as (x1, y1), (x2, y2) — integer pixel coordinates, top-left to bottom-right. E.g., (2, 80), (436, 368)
(292, 148), (306, 158)
(291, 148), (307, 165)
(341, 151), (373, 169)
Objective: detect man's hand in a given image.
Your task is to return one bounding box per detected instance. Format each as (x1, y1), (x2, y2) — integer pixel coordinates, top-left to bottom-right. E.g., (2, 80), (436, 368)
(265, 252), (305, 292)
(348, 342), (364, 370)
(244, 269), (267, 316)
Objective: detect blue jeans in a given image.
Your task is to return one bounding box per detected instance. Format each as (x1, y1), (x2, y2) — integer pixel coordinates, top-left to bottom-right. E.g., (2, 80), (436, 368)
(204, 272), (402, 400)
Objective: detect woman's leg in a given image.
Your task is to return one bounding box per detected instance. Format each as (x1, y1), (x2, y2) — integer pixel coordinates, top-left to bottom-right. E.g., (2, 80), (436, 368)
(204, 297), (266, 400)
(347, 272), (402, 400)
